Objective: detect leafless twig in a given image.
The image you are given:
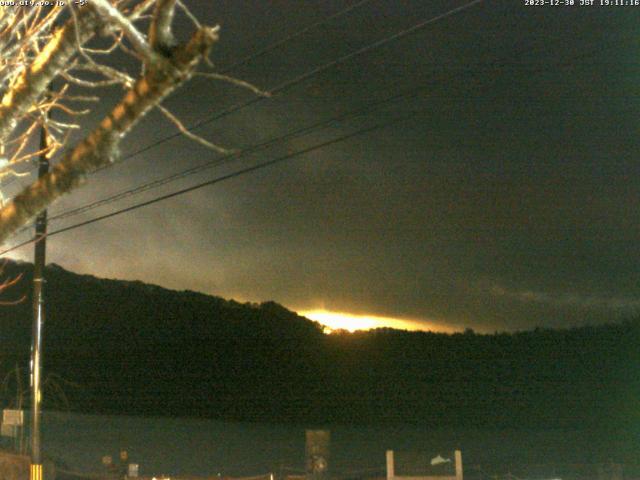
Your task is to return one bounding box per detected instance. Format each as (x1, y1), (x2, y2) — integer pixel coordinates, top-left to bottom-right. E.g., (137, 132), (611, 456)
(195, 72), (271, 97)
(157, 104), (233, 154)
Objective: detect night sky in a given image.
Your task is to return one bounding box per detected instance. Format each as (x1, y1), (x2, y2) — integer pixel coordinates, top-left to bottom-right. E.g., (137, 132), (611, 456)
(6, 0), (640, 333)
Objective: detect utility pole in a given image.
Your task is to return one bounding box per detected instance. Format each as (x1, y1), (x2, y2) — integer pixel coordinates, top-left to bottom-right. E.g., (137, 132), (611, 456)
(30, 117), (49, 480)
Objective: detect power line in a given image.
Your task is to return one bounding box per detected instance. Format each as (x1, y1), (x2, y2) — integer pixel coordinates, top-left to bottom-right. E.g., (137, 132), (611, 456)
(103, 0), (484, 168)
(0, 0), (484, 246)
(2, 0), (633, 200)
(0, 3), (636, 262)
(0, 233), (43, 258)
(0, 0), (632, 257)
(90, 0), (633, 177)
(31, 93), (636, 229)
(46, 27), (627, 226)
(36, 0), (487, 214)
(5, 0), (482, 190)
(8, 12), (628, 245)
(48, 84), (433, 222)
(0, 106), (425, 257)
(219, 0), (376, 74)
(13, 0), (629, 209)
(0, 0), (379, 190)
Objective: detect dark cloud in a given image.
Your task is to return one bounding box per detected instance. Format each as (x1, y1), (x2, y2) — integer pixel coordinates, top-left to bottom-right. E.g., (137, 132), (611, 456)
(9, 1), (640, 332)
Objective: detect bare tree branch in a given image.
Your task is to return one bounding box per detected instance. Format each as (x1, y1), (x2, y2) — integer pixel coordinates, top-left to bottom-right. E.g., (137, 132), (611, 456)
(90, 0), (159, 64)
(176, 0), (201, 29)
(149, 0), (177, 51)
(0, 2), (238, 247)
(195, 72), (271, 97)
(0, 6), (100, 143)
(0, 25), (220, 244)
(157, 104), (231, 154)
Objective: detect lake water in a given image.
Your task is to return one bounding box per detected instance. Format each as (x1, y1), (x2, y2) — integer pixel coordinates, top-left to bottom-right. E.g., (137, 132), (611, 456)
(30, 412), (603, 478)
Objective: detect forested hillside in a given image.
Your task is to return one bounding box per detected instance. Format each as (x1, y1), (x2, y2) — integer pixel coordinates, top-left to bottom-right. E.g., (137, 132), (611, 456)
(0, 260), (635, 451)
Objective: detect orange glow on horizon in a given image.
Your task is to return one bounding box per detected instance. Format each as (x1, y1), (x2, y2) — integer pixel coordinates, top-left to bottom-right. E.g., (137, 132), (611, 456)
(298, 309), (454, 334)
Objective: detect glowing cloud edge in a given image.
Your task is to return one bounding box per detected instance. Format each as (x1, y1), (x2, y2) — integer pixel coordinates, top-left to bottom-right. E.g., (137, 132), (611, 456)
(298, 309), (455, 334)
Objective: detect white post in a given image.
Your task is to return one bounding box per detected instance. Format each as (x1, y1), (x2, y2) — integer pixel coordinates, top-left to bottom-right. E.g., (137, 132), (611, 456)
(386, 450), (395, 480)
(454, 450), (463, 480)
